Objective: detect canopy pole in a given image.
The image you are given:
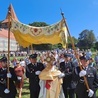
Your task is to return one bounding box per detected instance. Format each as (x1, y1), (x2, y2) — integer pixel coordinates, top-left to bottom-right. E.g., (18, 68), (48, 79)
(31, 44), (34, 54)
(7, 10), (11, 89)
(60, 9), (90, 91)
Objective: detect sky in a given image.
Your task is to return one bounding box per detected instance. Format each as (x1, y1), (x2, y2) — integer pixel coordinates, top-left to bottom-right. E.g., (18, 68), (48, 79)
(0, 0), (98, 39)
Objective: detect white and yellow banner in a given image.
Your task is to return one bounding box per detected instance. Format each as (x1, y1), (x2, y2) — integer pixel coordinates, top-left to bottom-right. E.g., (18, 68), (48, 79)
(11, 19), (68, 48)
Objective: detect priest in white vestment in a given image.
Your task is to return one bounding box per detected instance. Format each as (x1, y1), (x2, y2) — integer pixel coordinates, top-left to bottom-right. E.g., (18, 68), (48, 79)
(38, 54), (64, 98)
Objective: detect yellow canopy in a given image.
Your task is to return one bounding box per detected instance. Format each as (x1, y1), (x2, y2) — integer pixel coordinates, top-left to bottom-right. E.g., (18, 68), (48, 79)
(11, 19), (68, 48)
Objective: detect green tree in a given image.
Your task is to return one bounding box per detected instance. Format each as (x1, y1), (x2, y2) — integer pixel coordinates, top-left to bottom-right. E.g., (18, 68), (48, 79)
(52, 43), (62, 49)
(33, 44), (52, 50)
(67, 36), (78, 48)
(77, 29), (96, 49)
(95, 42), (98, 50)
(29, 22), (48, 27)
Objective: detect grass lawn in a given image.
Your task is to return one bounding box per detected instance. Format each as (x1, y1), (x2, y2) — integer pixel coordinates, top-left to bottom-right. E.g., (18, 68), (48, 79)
(16, 80), (30, 98)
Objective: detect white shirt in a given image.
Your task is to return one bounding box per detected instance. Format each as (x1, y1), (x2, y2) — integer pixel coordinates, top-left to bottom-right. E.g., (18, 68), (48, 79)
(20, 61), (25, 67)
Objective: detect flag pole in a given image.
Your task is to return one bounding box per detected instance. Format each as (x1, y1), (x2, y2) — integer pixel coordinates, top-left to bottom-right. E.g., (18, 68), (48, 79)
(60, 9), (90, 90)
(7, 10), (11, 89)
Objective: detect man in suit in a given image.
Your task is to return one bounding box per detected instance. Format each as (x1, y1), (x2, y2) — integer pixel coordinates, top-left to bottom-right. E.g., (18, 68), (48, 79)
(59, 53), (76, 98)
(0, 56), (17, 98)
(73, 55), (98, 98)
(26, 53), (45, 98)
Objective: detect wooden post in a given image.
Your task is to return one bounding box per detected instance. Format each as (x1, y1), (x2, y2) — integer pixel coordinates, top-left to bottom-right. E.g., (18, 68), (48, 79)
(31, 44), (33, 54)
(61, 10), (90, 90)
(7, 10), (11, 89)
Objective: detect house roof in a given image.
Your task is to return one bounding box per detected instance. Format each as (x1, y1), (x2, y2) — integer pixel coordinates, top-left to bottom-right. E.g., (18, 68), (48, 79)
(2, 4), (18, 23)
(0, 29), (15, 40)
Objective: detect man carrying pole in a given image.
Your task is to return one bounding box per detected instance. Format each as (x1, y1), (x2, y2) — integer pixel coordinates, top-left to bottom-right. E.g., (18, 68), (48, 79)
(73, 55), (98, 98)
(0, 56), (17, 98)
(0, 5), (17, 98)
(60, 9), (98, 98)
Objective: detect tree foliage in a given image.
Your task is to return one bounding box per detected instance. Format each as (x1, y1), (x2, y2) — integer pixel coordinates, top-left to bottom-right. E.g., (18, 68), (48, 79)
(77, 29), (96, 49)
(67, 36), (78, 48)
(29, 22), (48, 27)
(95, 42), (98, 50)
(33, 44), (52, 50)
(52, 43), (62, 49)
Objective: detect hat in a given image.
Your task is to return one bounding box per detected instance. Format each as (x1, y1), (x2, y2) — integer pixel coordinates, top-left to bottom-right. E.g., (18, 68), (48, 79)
(29, 53), (37, 59)
(64, 53), (72, 58)
(79, 55), (90, 61)
(1, 57), (7, 62)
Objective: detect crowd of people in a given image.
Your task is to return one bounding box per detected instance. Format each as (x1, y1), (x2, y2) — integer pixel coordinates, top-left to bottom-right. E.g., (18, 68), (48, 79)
(0, 48), (98, 98)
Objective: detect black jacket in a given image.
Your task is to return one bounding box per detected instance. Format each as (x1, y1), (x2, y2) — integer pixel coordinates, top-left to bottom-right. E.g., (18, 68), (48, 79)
(59, 61), (76, 89)
(0, 67), (17, 98)
(26, 62), (44, 91)
(73, 66), (98, 98)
